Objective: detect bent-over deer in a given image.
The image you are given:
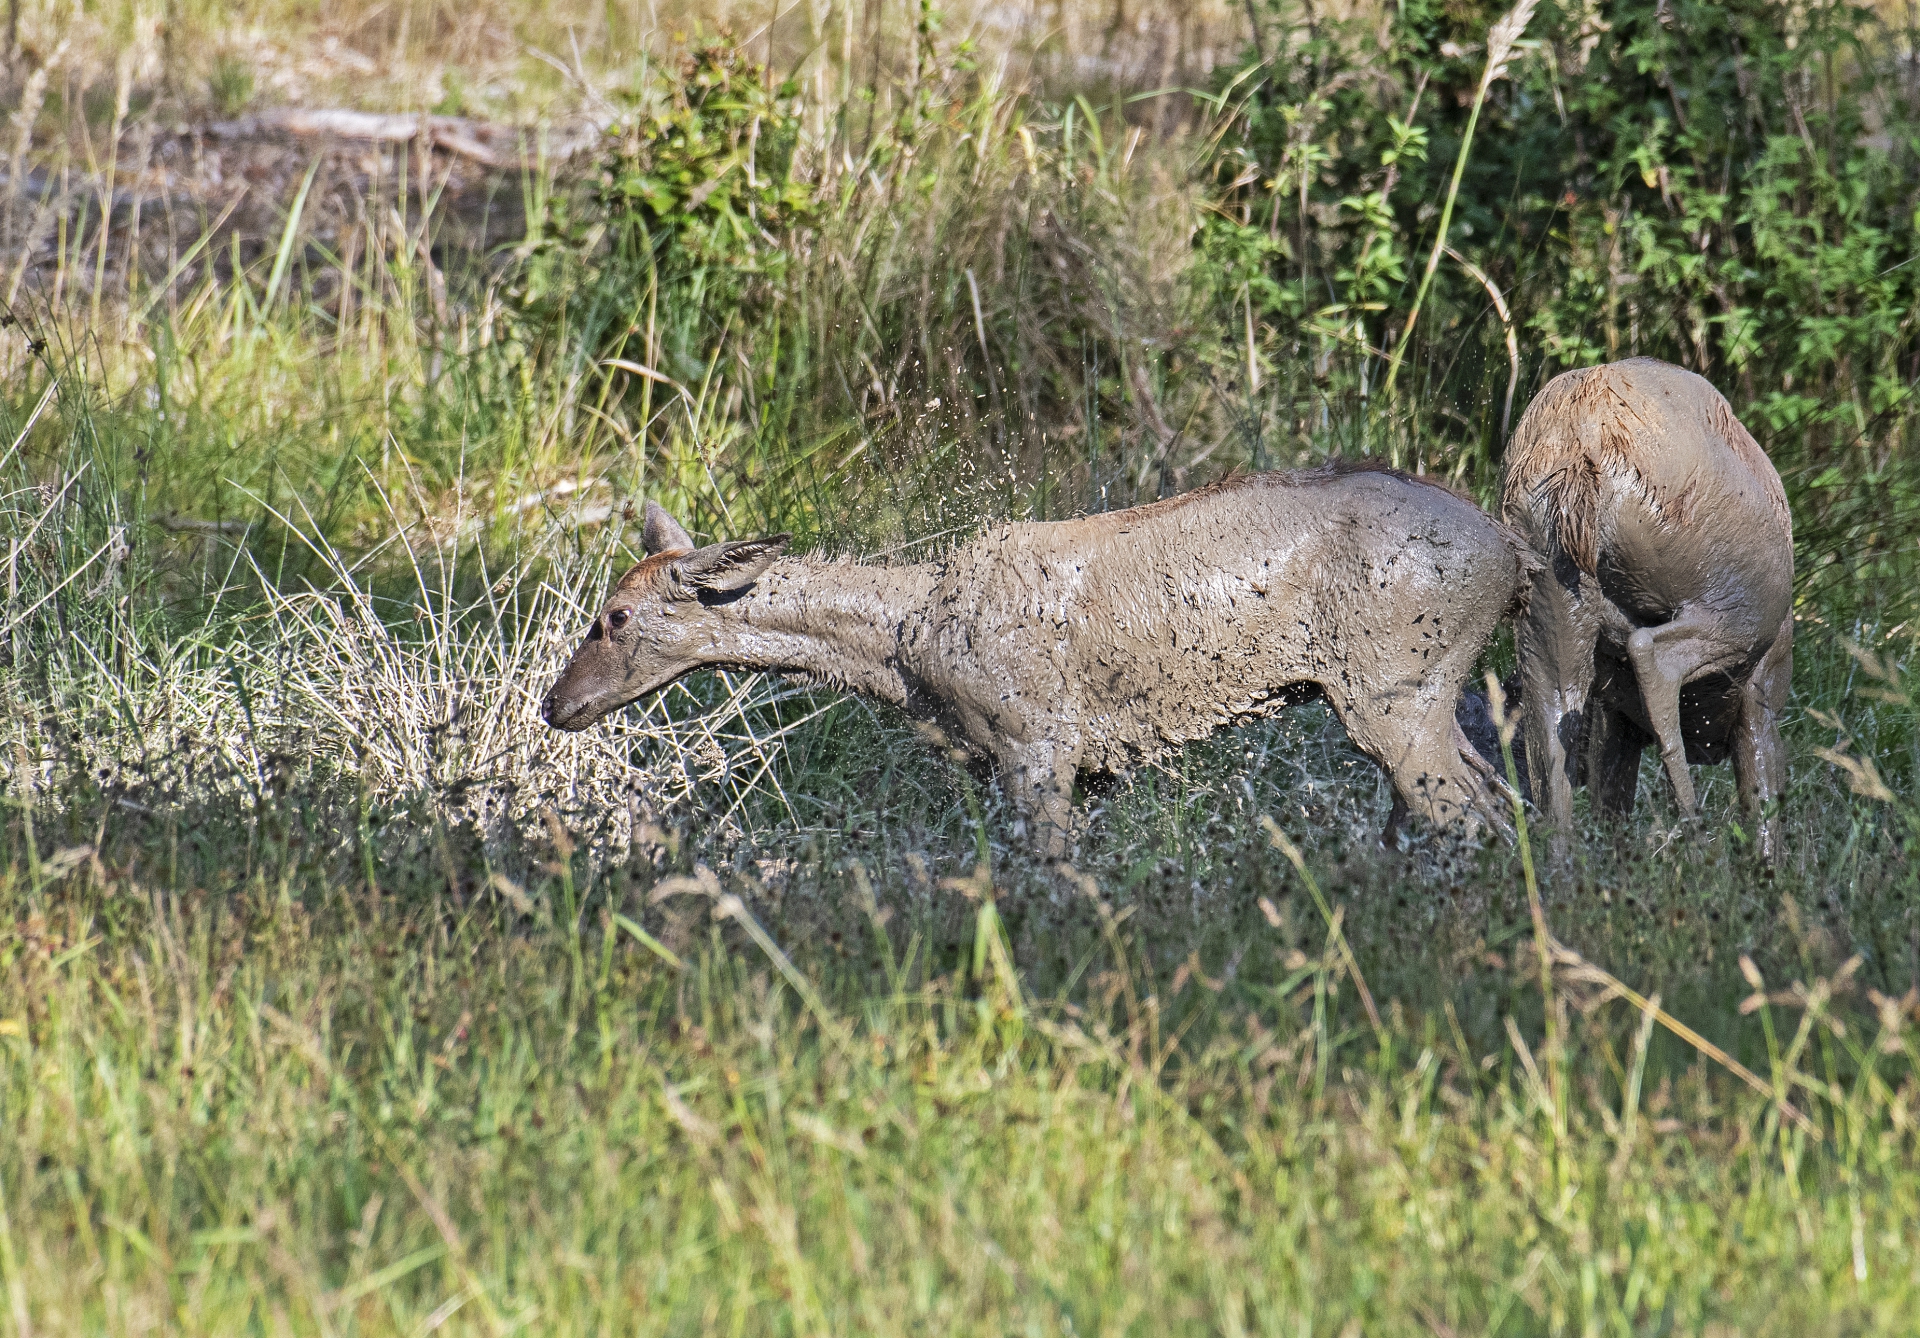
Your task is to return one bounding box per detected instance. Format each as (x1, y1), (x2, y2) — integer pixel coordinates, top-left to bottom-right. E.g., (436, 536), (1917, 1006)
(544, 465), (1535, 855)
(1502, 357), (1794, 864)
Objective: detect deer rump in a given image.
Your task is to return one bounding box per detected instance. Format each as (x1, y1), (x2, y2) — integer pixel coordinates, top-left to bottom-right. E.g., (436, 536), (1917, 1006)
(1500, 357), (1794, 863)
(544, 464), (1534, 856)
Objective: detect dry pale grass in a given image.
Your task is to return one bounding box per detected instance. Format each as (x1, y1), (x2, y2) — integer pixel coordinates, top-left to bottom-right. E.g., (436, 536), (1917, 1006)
(3, 0), (1259, 125)
(0, 454), (841, 874)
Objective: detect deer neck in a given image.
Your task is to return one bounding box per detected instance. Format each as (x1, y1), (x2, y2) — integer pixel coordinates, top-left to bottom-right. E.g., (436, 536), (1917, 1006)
(725, 558), (935, 707)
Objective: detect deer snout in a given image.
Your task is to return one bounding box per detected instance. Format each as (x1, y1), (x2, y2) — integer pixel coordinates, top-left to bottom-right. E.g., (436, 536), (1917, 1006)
(541, 665), (597, 731)
(541, 684), (598, 731)
(542, 670), (607, 730)
(542, 633), (630, 730)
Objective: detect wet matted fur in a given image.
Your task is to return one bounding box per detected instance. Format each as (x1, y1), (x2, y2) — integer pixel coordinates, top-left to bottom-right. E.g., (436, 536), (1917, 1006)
(547, 466), (1537, 857)
(1501, 357), (1794, 864)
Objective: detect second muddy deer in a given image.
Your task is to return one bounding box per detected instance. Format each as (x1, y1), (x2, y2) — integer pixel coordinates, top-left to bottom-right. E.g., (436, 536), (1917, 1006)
(1502, 357), (1794, 864)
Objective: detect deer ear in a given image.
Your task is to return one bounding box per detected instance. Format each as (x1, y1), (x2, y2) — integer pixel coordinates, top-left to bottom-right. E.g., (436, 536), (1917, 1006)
(671, 536), (791, 595)
(642, 501), (695, 555)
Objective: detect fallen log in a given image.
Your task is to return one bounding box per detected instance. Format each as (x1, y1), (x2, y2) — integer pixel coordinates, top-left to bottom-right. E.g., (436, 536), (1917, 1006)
(205, 109), (599, 169)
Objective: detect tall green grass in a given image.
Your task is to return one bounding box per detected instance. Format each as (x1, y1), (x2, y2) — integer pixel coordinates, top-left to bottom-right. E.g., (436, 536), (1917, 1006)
(3, 705), (1920, 1333)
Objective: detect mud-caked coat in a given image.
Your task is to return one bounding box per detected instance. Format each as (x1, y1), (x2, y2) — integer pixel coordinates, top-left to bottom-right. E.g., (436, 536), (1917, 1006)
(544, 466), (1535, 855)
(1501, 357), (1794, 863)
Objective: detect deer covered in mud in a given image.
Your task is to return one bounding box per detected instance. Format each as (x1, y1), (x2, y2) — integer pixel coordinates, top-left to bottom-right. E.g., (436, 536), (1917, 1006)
(543, 465), (1536, 857)
(1502, 357), (1794, 864)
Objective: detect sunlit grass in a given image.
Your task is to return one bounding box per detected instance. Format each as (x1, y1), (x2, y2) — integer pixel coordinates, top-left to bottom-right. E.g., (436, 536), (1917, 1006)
(3, 785), (1919, 1334)
(2, 0), (1251, 125)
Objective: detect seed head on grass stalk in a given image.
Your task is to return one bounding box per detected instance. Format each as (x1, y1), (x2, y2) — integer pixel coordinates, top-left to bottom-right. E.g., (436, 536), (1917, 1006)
(1381, 0), (1539, 401)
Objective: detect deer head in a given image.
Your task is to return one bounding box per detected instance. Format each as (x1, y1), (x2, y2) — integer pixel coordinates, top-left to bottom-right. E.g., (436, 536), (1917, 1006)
(541, 502), (790, 730)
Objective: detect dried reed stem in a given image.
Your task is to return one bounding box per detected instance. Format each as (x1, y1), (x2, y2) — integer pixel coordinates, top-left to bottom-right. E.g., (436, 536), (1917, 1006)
(1444, 244), (1519, 442)
(1382, 0), (1538, 398)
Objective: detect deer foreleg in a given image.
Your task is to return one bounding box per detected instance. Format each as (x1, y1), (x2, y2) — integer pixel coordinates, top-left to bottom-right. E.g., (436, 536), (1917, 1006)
(999, 737), (1080, 862)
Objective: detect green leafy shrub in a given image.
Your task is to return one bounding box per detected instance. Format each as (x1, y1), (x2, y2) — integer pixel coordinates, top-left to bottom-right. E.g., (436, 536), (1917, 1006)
(1198, 0), (1920, 620)
(517, 41), (817, 384)
(603, 43), (817, 274)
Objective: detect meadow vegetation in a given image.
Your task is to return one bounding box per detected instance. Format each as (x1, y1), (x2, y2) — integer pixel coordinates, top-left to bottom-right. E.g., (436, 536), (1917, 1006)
(2, 0), (1920, 1331)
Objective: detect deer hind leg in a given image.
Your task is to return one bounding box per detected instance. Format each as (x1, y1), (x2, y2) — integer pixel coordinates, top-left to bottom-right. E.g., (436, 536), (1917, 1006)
(1624, 607), (1743, 818)
(1382, 721), (1512, 844)
(1346, 686), (1509, 845)
(1381, 794), (1410, 850)
(1519, 554), (1604, 858)
(1733, 625), (1791, 867)
(1392, 711), (1509, 841)
(1585, 655), (1653, 820)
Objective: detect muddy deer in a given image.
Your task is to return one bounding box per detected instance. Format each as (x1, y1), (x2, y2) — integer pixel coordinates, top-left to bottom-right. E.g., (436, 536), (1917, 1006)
(544, 465), (1536, 857)
(1502, 357), (1794, 864)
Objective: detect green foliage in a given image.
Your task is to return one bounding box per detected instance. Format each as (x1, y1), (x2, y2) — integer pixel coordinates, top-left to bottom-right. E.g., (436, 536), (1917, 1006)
(508, 34), (1210, 549)
(601, 42), (817, 274)
(516, 42), (816, 385)
(1197, 0), (1920, 612)
(207, 53), (253, 115)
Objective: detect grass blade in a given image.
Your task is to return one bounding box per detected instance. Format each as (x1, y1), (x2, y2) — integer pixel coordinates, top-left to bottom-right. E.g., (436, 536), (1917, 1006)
(612, 913), (686, 971)
(259, 157), (322, 322)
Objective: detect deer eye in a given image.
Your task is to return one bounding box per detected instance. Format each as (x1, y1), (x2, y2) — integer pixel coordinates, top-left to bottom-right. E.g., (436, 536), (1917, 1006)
(606, 608), (631, 631)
